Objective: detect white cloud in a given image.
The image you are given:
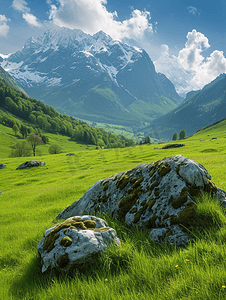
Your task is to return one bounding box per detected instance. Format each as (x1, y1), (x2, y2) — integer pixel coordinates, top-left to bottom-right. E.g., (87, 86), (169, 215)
(178, 29), (210, 69)
(12, 0), (41, 27)
(190, 50), (226, 89)
(188, 6), (197, 15)
(22, 13), (41, 27)
(12, 0), (30, 12)
(0, 15), (10, 37)
(160, 44), (169, 56)
(48, 0), (153, 40)
(155, 29), (226, 96)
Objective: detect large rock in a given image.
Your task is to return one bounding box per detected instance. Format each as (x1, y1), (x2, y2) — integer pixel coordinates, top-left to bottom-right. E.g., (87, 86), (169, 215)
(56, 155), (226, 246)
(37, 215), (120, 273)
(16, 160), (46, 170)
(0, 163), (6, 169)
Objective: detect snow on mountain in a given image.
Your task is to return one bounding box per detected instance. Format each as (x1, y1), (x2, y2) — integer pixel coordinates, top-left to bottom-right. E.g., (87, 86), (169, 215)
(0, 27), (182, 125)
(1, 27), (143, 89)
(0, 53), (11, 59)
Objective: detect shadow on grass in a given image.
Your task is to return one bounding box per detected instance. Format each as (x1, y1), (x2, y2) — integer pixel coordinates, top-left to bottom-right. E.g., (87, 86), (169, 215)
(10, 206), (225, 299)
(9, 240), (133, 299)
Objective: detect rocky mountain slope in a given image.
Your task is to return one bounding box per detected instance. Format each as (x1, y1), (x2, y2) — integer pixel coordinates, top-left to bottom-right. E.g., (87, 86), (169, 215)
(152, 73), (226, 139)
(1, 27), (182, 125)
(0, 65), (25, 93)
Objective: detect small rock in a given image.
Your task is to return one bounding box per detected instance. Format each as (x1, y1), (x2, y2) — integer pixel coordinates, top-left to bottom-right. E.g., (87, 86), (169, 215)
(0, 164), (6, 169)
(37, 215), (120, 273)
(16, 160), (46, 170)
(66, 153), (75, 156)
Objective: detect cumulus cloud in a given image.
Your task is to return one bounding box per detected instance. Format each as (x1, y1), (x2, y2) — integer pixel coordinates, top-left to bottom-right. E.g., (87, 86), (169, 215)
(188, 6), (197, 15)
(48, 0), (153, 40)
(190, 50), (226, 89)
(0, 15), (10, 37)
(12, 0), (41, 27)
(155, 29), (226, 96)
(178, 29), (210, 69)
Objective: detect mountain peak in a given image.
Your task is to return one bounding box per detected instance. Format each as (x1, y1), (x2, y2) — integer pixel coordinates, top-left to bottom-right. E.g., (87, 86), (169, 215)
(0, 26), (182, 126)
(93, 30), (112, 42)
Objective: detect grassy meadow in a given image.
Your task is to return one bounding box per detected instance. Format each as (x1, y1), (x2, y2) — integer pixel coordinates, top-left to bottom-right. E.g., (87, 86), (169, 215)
(1, 120), (226, 299)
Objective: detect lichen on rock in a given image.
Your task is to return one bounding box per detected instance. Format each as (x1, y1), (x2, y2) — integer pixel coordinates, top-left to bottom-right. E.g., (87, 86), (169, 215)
(37, 215), (120, 273)
(55, 155), (226, 247)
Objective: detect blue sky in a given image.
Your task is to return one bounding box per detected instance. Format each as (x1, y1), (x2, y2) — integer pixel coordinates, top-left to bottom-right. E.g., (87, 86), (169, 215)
(1, 0), (226, 94)
(1, 0), (226, 58)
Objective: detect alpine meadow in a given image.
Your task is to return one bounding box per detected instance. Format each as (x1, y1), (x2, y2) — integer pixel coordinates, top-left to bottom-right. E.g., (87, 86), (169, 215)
(1, 119), (226, 299)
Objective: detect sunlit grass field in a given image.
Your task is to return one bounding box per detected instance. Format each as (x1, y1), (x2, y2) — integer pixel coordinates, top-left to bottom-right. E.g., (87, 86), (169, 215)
(1, 120), (226, 299)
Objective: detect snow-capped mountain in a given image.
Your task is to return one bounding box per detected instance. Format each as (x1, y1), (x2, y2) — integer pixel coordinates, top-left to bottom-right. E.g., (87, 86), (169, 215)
(1, 27), (182, 125)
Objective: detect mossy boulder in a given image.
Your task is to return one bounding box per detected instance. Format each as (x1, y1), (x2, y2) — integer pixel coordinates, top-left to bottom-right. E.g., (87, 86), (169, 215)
(55, 155), (226, 246)
(37, 215), (120, 273)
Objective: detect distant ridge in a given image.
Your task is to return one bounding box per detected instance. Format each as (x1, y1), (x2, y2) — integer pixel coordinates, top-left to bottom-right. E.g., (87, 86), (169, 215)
(196, 118), (226, 133)
(152, 73), (226, 139)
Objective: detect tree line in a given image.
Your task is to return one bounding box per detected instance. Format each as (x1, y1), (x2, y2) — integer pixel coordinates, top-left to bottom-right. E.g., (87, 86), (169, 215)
(0, 79), (134, 148)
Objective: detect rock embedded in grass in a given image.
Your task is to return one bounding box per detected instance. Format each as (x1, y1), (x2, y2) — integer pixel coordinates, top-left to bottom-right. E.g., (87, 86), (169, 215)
(161, 144), (185, 149)
(0, 163), (6, 169)
(55, 155), (226, 247)
(16, 160), (46, 170)
(37, 215), (120, 273)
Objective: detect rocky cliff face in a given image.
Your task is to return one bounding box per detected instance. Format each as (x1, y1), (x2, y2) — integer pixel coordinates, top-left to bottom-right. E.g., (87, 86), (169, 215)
(1, 27), (182, 125)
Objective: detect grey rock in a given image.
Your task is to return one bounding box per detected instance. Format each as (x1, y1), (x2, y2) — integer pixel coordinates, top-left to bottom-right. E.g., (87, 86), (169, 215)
(0, 163), (6, 169)
(55, 155), (226, 246)
(66, 153), (75, 156)
(16, 160), (46, 170)
(37, 215), (120, 273)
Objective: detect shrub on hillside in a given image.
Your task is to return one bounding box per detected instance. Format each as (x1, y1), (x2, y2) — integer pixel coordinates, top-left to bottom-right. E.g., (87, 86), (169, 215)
(49, 144), (62, 154)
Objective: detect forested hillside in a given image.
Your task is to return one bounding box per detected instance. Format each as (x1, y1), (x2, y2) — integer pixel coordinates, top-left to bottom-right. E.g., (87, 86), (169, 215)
(0, 79), (134, 148)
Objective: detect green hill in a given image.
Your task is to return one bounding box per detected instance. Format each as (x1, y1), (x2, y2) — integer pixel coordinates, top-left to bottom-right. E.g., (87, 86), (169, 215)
(0, 77), (134, 149)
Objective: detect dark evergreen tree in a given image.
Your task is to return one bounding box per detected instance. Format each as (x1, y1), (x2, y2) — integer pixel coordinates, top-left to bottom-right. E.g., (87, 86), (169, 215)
(179, 129), (186, 140)
(172, 133), (178, 141)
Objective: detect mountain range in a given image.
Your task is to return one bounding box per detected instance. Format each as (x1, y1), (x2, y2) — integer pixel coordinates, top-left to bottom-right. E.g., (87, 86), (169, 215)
(152, 73), (226, 139)
(0, 27), (182, 126)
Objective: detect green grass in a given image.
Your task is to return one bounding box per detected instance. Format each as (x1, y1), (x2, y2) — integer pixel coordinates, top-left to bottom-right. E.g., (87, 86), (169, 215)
(1, 121), (226, 299)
